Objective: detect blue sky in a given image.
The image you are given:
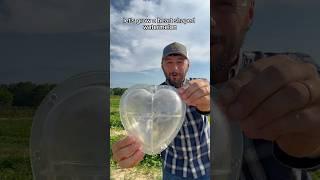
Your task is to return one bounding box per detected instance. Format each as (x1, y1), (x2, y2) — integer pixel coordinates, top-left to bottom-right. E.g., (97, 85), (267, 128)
(110, 0), (210, 88)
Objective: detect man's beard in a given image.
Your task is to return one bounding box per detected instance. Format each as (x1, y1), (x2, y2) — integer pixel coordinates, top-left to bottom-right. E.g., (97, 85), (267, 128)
(165, 71), (186, 88)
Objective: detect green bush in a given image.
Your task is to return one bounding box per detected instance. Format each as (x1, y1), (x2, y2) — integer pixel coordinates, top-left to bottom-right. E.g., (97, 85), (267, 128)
(110, 112), (124, 129)
(0, 88), (13, 107)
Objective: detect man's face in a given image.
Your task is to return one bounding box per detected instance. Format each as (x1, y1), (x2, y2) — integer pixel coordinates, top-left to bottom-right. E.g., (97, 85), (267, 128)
(211, 0), (254, 64)
(162, 54), (189, 88)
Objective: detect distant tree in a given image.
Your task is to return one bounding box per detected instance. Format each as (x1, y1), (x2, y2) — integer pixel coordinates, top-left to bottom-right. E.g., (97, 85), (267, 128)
(110, 88), (115, 96)
(0, 87), (13, 107)
(9, 82), (35, 106)
(113, 88), (121, 96)
(31, 84), (56, 106)
(6, 82), (56, 107)
(112, 88), (127, 96)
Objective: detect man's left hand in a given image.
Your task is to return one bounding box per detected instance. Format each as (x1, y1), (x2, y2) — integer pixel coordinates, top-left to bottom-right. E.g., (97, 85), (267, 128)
(217, 55), (320, 158)
(178, 79), (210, 112)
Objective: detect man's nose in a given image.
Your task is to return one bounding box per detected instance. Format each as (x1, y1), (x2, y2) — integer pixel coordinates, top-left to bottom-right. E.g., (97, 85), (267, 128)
(170, 65), (178, 73)
(173, 64), (178, 71)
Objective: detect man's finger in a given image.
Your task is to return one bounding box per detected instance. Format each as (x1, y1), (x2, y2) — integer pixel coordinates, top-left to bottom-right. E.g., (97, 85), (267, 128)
(245, 104), (320, 140)
(239, 80), (319, 132)
(113, 142), (141, 162)
(298, 78), (320, 104)
(216, 55), (290, 106)
(184, 86), (210, 105)
(179, 84), (198, 100)
(179, 80), (208, 100)
(112, 136), (136, 153)
(228, 60), (317, 121)
(191, 95), (210, 111)
(216, 78), (244, 106)
(118, 149), (145, 168)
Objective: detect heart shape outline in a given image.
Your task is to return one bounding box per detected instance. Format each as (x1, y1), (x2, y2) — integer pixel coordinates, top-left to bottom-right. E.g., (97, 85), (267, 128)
(120, 84), (186, 155)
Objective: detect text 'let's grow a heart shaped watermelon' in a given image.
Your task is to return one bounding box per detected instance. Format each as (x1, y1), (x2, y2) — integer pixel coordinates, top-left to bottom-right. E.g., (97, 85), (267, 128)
(120, 85), (186, 155)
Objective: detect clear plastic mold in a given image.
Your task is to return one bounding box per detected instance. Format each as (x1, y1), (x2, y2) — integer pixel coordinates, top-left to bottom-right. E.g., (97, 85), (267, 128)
(30, 71), (108, 180)
(120, 85), (186, 155)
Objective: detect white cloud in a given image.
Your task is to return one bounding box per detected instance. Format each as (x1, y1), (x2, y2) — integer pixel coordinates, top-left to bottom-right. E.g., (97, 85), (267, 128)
(110, 0), (210, 73)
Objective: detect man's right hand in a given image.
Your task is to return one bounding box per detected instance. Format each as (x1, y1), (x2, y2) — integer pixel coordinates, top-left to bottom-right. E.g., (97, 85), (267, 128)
(111, 135), (145, 168)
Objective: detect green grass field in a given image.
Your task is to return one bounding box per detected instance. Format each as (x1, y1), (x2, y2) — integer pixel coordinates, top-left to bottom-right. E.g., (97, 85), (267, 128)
(0, 108), (34, 180)
(1, 99), (320, 179)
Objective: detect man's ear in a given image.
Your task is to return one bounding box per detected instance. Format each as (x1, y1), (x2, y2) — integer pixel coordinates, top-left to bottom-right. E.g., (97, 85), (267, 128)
(161, 62), (165, 74)
(186, 59), (190, 72)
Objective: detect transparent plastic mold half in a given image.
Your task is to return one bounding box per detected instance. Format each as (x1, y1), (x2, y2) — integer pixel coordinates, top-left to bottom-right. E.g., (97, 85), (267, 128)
(30, 71), (108, 180)
(120, 84), (186, 155)
(212, 86), (244, 180)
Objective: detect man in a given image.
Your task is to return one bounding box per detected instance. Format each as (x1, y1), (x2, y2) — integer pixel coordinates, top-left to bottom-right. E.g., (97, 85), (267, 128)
(212, 0), (320, 179)
(112, 42), (211, 179)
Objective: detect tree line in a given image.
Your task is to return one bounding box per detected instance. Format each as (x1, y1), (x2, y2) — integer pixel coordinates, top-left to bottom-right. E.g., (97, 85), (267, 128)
(110, 88), (127, 96)
(0, 82), (127, 108)
(0, 82), (56, 107)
